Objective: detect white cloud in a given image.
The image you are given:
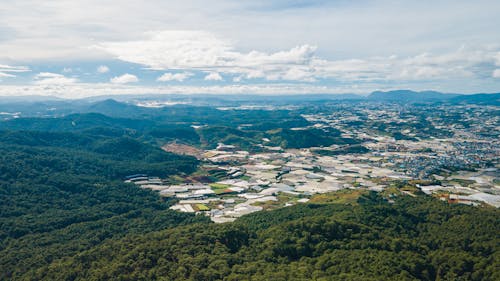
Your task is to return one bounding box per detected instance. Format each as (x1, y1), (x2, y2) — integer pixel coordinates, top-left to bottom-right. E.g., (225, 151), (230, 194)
(0, 2), (499, 92)
(99, 30), (318, 82)
(0, 72), (16, 78)
(157, 72), (193, 82)
(493, 69), (500, 78)
(110, 73), (139, 84)
(34, 72), (78, 85)
(99, 31), (500, 84)
(204, 72), (223, 81)
(97, 65), (110, 73)
(0, 64), (30, 72)
(311, 46), (500, 82)
(0, 64), (30, 79)
(1, 1), (499, 63)
(282, 66), (316, 82)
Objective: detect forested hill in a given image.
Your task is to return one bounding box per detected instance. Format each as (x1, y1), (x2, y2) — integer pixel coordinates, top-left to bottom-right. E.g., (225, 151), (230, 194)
(0, 130), (206, 280)
(29, 196), (499, 281)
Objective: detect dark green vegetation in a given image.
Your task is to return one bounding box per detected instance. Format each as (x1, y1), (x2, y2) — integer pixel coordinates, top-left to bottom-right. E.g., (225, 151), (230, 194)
(197, 126), (357, 150)
(0, 106), (352, 280)
(25, 195), (500, 281)
(0, 98), (498, 280)
(0, 104), (359, 151)
(0, 130), (206, 280)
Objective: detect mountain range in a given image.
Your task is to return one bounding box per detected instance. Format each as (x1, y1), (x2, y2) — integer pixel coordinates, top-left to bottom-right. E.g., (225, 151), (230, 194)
(0, 90), (498, 119)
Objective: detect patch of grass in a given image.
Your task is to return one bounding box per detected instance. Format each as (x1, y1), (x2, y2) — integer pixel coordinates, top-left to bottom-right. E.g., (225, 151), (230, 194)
(400, 184), (420, 193)
(215, 189), (235, 195)
(165, 175), (187, 184)
(449, 178), (476, 187)
(209, 183), (236, 195)
(250, 193), (299, 210)
(252, 200), (281, 210)
(309, 189), (367, 205)
(209, 183), (231, 190)
(195, 204), (210, 211)
(207, 169), (228, 179)
(381, 186), (401, 198)
(276, 193), (298, 202)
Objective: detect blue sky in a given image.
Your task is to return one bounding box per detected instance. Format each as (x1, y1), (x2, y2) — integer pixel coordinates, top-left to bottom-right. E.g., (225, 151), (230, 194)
(0, 0), (499, 98)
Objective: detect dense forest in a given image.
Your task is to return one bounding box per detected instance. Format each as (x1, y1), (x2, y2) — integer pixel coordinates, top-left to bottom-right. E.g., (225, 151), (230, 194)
(0, 130), (206, 280)
(0, 107), (359, 151)
(26, 196), (500, 281)
(0, 101), (498, 280)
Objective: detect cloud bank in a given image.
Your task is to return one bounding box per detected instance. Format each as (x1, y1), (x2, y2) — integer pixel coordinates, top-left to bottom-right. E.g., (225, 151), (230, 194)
(157, 72), (194, 82)
(34, 72), (78, 85)
(0, 64), (30, 79)
(0, 1), (499, 95)
(204, 72), (223, 81)
(110, 73), (139, 84)
(97, 65), (110, 73)
(99, 31), (318, 82)
(98, 30), (500, 84)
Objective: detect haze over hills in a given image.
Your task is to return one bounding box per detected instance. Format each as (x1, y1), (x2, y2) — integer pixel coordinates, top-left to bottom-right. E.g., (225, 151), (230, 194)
(367, 90), (460, 101)
(0, 90), (499, 117)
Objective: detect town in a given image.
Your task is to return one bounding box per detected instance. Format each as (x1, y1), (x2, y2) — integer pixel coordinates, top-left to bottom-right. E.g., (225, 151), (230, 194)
(126, 102), (500, 222)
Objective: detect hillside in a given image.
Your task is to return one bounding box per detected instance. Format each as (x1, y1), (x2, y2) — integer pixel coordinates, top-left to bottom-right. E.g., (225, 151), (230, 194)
(28, 195), (500, 281)
(0, 131), (205, 280)
(450, 93), (500, 105)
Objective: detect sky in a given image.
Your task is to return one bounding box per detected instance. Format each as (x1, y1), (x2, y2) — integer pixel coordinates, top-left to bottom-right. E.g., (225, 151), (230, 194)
(0, 0), (499, 98)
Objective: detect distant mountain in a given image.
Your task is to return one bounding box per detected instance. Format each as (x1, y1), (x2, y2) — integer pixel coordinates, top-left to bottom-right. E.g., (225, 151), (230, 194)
(450, 93), (500, 105)
(0, 112), (155, 132)
(0, 98), (144, 118)
(367, 90), (459, 101)
(1, 92), (499, 117)
(367, 90), (500, 105)
(83, 99), (148, 117)
(86, 99), (129, 111)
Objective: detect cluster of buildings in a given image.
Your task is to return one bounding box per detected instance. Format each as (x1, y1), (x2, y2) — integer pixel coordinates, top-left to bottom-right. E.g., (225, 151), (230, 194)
(128, 103), (499, 221)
